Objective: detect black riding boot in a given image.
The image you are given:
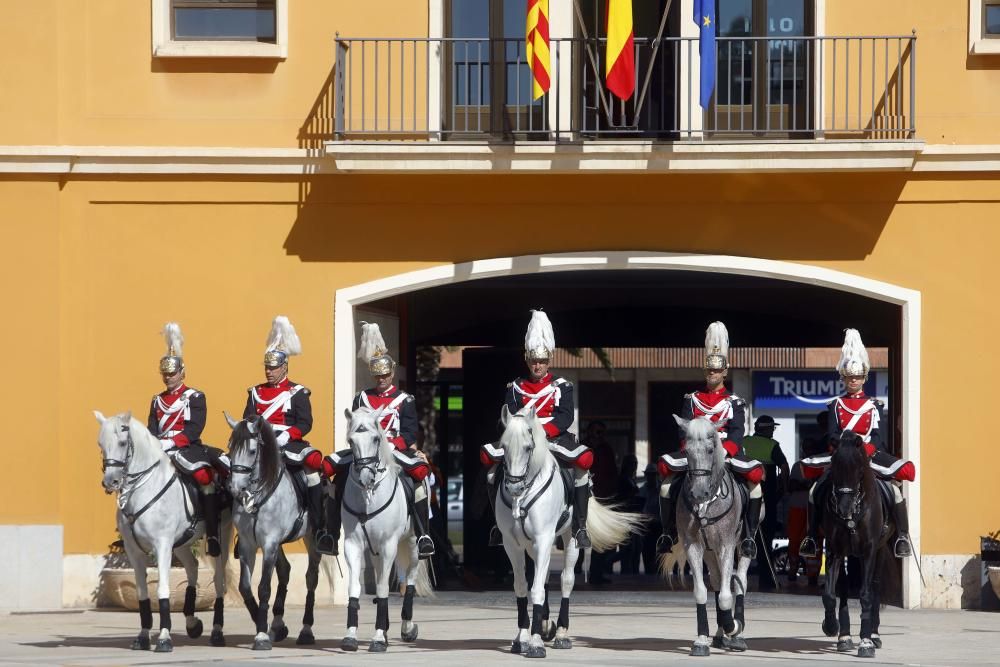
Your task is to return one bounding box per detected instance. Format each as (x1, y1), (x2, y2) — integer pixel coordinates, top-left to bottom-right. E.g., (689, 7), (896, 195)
(572, 482), (592, 549)
(893, 499), (913, 558)
(656, 474), (681, 554)
(309, 484), (336, 556)
(322, 474), (346, 556)
(413, 494), (436, 559)
(799, 492), (823, 558)
(742, 495), (762, 559)
(201, 489), (221, 557)
(487, 468), (503, 547)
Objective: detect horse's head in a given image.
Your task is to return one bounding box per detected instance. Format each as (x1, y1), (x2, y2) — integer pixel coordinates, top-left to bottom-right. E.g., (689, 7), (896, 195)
(225, 412), (281, 501)
(499, 404), (549, 498)
(829, 430), (870, 522)
(674, 415), (725, 504)
(344, 406), (392, 491)
(94, 410), (135, 494)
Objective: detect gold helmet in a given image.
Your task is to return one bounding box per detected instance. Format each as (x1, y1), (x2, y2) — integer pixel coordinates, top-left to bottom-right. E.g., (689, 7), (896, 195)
(159, 322), (185, 374)
(704, 321), (730, 370)
(358, 321), (395, 376)
(264, 316), (302, 367)
(524, 309), (555, 361)
(837, 328), (870, 379)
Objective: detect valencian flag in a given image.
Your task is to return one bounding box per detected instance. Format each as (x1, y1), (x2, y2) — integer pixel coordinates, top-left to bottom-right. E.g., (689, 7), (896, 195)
(526, 0), (551, 99)
(694, 0), (717, 107)
(605, 0), (635, 100)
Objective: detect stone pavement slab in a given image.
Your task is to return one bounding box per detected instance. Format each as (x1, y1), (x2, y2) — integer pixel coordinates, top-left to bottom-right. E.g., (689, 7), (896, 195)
(0, 591), (997, 666)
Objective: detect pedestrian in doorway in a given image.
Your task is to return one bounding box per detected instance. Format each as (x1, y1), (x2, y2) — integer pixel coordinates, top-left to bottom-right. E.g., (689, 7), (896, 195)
(743, 415), (789, 590)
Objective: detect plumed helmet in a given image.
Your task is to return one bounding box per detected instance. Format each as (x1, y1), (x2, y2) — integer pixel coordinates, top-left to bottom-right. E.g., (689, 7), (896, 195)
(704, 321), (730, 370)
(159, 322), (185, 374)
(524, 309), (555, 361)
(837, 328), (870, 379)
(264, 316), (302, 367)
(358, 321), (395, 376)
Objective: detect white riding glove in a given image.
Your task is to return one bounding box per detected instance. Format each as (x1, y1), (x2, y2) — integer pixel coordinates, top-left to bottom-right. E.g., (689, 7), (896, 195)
(276, 431), (290, 446)
(159, 438), (175, 452)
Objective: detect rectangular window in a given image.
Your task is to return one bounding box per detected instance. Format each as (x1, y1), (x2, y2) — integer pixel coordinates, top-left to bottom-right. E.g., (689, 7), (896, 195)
(986, 1), (1000, 37)
(172, 1), (276, 42)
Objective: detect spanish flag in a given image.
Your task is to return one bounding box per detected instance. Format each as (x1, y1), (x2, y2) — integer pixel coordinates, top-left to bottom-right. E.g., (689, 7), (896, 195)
(605, 0), (635, 100)
(526, 0), (550, 99)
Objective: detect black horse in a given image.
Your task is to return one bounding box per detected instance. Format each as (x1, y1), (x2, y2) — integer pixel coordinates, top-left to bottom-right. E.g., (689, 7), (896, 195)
(819, 431), (897, 659)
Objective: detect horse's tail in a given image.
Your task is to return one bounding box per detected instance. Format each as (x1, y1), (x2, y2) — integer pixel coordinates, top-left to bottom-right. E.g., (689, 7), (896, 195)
(396, 537), (435, 599)
(658, 542), (686, 582)
(585, 498), (646, 553)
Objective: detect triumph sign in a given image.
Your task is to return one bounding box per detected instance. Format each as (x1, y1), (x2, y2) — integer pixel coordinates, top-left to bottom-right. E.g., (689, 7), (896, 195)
(752, 371), (878, 410)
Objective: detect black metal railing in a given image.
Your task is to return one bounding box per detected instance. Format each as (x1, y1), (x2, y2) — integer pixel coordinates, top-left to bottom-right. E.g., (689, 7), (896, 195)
(333, 34), (916, 141)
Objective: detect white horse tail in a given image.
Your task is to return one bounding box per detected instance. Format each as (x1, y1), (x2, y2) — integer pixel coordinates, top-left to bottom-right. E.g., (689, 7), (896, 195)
(396, 537), (435, 599)
(585, 499), (646, 553)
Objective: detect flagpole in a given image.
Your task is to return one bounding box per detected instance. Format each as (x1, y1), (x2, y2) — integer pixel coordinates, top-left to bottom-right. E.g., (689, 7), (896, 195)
(571, 0), (615, 126)
(633, 0), (674, 124)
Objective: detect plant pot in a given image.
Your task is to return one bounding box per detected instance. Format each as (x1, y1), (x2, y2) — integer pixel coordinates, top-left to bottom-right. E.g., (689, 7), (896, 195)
(987, 567), (1000, 600)
(99, 567), (215, 611)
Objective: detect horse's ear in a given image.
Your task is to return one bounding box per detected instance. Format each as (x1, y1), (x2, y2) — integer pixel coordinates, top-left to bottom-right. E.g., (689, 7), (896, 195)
(672, 414), (689, 430)
(528, 406), (538, 422)
(94, 410), (107, 424)
(223, 411), (239, 430)
(372, 404), (388, 425)
(344, 408), (353, 421)
(247, 417), (258, 435)
(123, 410), (132, 424)
(500, 404), (512, 427)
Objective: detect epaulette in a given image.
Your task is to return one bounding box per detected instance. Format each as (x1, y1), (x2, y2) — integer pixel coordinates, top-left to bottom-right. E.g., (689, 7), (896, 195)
(403, 394), (415, 403)
(553, 377), (573, 388)
(872, 398), (884, 407)
(506, 381), (514, 389)
(730, 394), (745, 406)
(684, 392), (694, 399)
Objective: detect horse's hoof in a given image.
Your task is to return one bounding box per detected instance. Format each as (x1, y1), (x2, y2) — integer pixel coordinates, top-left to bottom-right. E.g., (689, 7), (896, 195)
(711, 635), (725, 649)
(186, 617), (203, 639)
(341, 636), (358, 652)
(270, 623), (289, 643)
(252, 637), (272, 651)
(858, 641), (876, 658)
(296, 628), (316, 645)
(837, 637), (855, 652)
(541, 620), (557, 642)
(871, 635), (883, 649)
(154, 638), (173, 653)
(210, 629), (225, 647)
(725, 636), (748, 652)
(552, 637), (572, 649)
(401, 624), (419, 642)
(525, 644), (546, 658)
(511, 639), (523, 654)
(822, 617), (840, 637)
(690, 643), (711, 657)
(368, 640), (388, 653)
(131, 635), (150, 651)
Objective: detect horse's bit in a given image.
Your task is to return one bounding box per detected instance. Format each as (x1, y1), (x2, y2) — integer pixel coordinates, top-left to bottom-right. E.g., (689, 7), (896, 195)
(831, 484), (864, 532)
(230, 441), (270, 514)
(102, 422), (160, 512)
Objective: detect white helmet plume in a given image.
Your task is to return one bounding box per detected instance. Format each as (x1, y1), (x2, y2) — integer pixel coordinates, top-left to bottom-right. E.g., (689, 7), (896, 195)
(524, 309), (556, 360)
(357, 321), (388, 361)
(162, 322), (184, 358)
(837, 328), (870, 378)
(265, 316), (302, 356)
(704, 321), (730, 369)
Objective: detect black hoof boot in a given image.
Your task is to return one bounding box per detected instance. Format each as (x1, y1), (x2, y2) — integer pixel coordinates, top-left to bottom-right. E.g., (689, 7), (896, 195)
(822, 617), (840, 637)
(368, 640), (388, 653)
(837, 637), (855, 652)
(553, 636), (572, 649)
(341, 636), (358, 652)
(210, 629), (225, 647)
(186, 617), (203, 639)
(296, 627), (316, 645)
(712, 635), (725, 649)
(858, 643), (876, 658)
(131, 634), (151, 651)
(489, 526), (503, 546)
(401, 624), (419, 642)
(525, 644), (546, 658)
(727, 636), (748, 651)
(690, 643), (711, 657)
(871, 634), (883, 649)
(252, 637), (272, 651)
(154, 637), (173, 653)
(270, 623), (289, 643)
(511, 639), (523, 654)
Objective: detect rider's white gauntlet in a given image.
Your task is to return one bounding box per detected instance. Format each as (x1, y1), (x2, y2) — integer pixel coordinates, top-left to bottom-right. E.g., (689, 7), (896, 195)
(159, 438), (174, 451)
(276, 431), (290, 446)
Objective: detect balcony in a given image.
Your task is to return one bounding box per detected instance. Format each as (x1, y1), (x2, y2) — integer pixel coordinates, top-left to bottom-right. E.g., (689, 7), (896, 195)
(327, 34), (920, 172)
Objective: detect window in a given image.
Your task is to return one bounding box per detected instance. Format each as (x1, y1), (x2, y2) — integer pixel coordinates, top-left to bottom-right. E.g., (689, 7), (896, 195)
(151, 0), (287, 58)
(970, 1), (1000, 53)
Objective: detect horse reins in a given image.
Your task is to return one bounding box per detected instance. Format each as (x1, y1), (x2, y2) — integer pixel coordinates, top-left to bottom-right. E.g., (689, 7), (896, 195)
(683, 466), (734, 528)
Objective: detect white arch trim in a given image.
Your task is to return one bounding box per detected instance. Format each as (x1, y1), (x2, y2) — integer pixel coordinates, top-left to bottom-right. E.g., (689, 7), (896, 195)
(334, 251), (921, 608)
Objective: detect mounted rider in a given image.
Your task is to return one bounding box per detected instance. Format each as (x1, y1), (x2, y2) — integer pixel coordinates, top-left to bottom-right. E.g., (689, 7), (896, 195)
(324, 321), (435, 559)
(799, 329), (915, 559)
(242, 316), (336, 555)
(656, 322), (765, 559)
(480, 310), (595, 549)
(147, 322), (225, 556)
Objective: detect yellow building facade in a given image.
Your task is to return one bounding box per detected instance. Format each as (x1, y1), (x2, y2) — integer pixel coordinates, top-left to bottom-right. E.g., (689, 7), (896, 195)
(1, 0), (998, 609)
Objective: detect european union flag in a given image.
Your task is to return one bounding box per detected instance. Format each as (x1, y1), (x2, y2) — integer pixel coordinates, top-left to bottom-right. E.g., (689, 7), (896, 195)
(693, 0), (716, 108)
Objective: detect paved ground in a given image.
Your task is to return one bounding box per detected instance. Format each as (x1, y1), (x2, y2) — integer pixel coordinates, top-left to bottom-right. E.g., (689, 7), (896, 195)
(2, 591), (997, 666)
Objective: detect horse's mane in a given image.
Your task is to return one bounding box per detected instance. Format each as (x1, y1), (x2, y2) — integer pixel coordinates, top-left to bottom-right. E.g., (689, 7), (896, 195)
(101, 413), (165, 460)
(349, 408), (400, 476)
(228, 416), (284, 490)
(831, 431), (872, 482)
(684, 418), (726, 463)
(502, 408), (553, 474)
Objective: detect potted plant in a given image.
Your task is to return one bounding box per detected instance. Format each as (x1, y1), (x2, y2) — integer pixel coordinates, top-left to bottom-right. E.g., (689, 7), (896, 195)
(98, 535), (214, 611)
(981, 530), (1000, 607)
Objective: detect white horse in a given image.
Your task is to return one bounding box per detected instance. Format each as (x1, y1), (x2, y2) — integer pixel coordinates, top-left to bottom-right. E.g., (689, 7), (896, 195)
(668, 415), (758, 656)
(340, 406), (431, 653)
(95, 411), (232, 652)
(496, 405), (645, 658)
(224, 413), (323, 650)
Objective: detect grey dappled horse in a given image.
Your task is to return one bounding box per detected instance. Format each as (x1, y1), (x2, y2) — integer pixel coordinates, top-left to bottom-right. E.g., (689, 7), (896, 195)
(224, 413), (322, 650)
(670, 415), (758, 657)
(341, 406), (431, 653)
(497, 405), (644, 658)
(95, 411), (232, 652)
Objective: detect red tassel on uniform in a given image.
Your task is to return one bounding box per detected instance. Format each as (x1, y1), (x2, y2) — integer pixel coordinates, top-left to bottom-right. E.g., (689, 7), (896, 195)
(895, 461), (916, 482)
(192, 468), (214, 485)
(304, 450), (323, 472)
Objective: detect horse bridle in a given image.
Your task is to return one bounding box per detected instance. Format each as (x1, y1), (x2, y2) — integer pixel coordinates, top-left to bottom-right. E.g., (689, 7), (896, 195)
(830, 483), (864, 530)
(503, 417), (539, 493)
(101, 420), (171, 519)
(351, 430), (389, 492)
(230, 435), (281, 515)
(684, 464), (733, 527)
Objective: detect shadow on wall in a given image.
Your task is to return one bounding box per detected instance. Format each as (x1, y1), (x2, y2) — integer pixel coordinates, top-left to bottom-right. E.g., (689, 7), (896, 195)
(284, 172), (906, 263)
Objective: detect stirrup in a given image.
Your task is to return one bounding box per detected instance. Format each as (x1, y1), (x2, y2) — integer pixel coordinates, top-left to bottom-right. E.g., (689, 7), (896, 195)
(315, 530), (338, 556)
(655, 533), (676, 554)
(205, 536), (221, 558)
(740, 537), (757, 559)
(488, 526), (503, 547)
(574, 528), (591, 549)
(799, 537), (819, 558)
(894, 535), (912, 559)
(417, 535), (435, 559)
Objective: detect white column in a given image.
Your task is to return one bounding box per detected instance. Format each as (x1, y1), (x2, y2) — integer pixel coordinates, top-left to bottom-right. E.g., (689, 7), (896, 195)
(427, 0), (444, 139)
(548, 0), (574, 139)
(679, 0), (703, 138)
(634, 369), (650, 472)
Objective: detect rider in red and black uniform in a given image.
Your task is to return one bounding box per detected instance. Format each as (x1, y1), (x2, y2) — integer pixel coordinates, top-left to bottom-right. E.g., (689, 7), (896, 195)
(243, 316), (336, 555)
(324, 322), (435, 559)
(480, 310), (595, 548)
(799, 329), (915, 559)
(656, 322), (765, 559)
(147, 322), (224, 556)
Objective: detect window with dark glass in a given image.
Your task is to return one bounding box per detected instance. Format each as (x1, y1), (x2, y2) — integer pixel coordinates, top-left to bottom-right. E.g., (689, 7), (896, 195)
(171, 0), (276, 42)
(986, 1), (1000, 37)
